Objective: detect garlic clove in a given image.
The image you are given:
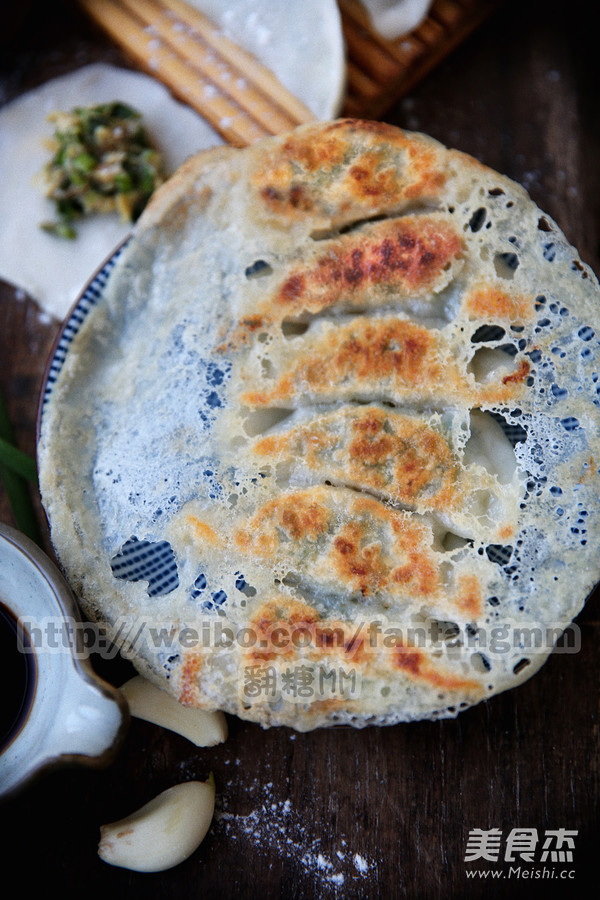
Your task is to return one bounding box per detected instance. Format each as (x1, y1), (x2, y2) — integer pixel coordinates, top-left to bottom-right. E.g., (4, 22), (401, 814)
(119, 675), (228, 746)
(98, 778), (215, 872)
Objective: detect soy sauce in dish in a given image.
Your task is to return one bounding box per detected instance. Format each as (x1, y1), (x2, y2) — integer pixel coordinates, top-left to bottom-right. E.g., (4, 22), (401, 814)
(0, 601), (37, 750)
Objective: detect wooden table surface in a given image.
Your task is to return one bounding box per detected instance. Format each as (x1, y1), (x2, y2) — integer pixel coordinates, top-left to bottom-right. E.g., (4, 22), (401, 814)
(1, 1), (598, 897)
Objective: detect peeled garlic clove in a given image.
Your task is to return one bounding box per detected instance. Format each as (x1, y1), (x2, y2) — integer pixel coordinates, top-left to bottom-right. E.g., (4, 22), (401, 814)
(119, 675), (228, 746)
(98, 778), (215, 872)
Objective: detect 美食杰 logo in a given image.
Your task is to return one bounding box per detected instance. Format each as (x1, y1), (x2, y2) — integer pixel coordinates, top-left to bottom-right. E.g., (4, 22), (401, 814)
(464, 828), (578, 882)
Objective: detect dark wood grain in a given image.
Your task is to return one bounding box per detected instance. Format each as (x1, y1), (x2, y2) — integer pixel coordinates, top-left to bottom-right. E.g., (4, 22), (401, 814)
(1, 1), (598, 897)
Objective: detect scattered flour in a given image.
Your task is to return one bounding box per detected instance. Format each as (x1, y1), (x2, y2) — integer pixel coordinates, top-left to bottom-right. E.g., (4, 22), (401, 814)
(354, 853), (369, 874)
(213, 779), (376, 891)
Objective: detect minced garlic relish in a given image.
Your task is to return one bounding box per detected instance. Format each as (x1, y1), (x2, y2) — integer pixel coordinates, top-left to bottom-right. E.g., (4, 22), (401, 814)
(39, 101), (166, 238)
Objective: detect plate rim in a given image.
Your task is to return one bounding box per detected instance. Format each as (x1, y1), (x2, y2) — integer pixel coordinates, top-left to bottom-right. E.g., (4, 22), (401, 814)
(35, 235), (130, 454)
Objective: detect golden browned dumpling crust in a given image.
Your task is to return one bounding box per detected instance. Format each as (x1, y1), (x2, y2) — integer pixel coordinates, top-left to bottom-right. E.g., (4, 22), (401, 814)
(38, 120), (600, 730)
